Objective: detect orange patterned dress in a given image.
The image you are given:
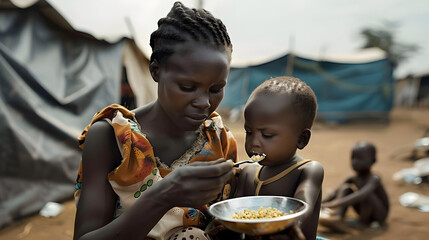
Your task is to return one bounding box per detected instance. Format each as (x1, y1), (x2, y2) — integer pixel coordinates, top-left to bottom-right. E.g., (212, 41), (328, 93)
(74, 104), (237, 239)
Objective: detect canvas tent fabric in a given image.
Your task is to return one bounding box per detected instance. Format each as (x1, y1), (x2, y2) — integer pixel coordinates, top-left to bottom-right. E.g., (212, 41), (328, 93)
(395, 72), (429, 108)
(0, 0), (155, 228)
(417, 74), (429, 106)
(394, 76), (421, 108)
(122, 40), (156, 107)
(220, 49), (394, 122)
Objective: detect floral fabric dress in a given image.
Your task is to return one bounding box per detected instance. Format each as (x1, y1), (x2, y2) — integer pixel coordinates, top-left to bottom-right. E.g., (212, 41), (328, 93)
(74, 104), (237, 240)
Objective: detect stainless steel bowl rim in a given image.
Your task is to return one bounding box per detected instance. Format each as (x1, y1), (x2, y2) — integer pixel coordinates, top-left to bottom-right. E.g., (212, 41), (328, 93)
(209, 196), (309, 223)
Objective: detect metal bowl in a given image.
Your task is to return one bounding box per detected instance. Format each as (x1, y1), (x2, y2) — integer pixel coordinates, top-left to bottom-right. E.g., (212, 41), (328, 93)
(208, 196), (309, 235)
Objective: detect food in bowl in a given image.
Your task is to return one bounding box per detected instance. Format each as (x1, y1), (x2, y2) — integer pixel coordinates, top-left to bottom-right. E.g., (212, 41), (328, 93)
(231, 206), (289, 219)
(208, 196), (309, 235)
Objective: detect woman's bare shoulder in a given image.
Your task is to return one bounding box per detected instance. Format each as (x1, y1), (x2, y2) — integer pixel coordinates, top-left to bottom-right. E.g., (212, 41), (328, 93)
(83, 120), (121, 172)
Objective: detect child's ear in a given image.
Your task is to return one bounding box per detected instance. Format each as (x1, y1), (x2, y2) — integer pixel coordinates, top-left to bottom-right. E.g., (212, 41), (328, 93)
(297, 128), (311, 150)
(149, 60), (160, 82)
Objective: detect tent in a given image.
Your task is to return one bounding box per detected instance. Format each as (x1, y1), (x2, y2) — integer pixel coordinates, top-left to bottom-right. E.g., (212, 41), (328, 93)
(394, 72), (429, 108)
(0, 0), (156, 228)
(220, 48), (395, 123)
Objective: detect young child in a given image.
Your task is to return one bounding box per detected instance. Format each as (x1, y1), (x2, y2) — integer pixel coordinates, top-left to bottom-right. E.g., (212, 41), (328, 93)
(73, 2), (237, 240)
(234, 76), (324, 240)
(319, 141), (389, 232)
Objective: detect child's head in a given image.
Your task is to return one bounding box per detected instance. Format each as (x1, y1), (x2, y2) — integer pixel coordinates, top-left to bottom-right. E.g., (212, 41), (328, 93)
(244, 76), (317, 166)
(148, 2), (232, 131)
(351, 141), (376, 173)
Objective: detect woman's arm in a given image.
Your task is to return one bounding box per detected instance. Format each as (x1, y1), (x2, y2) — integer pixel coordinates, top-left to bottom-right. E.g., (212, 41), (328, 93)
(73, 120), (123, 240)
(74, 121), (171, 239)
(74, 121), (235, 240)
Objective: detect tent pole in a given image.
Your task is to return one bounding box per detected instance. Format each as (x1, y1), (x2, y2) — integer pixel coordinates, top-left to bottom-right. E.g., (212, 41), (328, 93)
(196, 0), (203, 9)
(125, 16), (136, 41)
(286, 35), (295, 76)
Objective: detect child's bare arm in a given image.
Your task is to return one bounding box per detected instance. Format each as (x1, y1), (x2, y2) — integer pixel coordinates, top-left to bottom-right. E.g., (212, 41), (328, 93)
(321, 188), (338, 203)
(294, 161), (324, 221)
(323, 175), (381, 208)
(285, 161), (324, 240)
(322, 176), (354, 203)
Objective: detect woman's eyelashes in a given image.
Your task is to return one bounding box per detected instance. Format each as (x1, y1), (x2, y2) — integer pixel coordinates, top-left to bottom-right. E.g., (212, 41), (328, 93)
(178, 84), (224, 94)
(261, 133), (274, 138)
(179, 84), (195, 92)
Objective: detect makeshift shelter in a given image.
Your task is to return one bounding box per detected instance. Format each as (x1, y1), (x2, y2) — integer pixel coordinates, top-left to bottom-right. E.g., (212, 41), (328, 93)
(0, 0), (156, 228)
(220, 48), (394, 123)
(394, 72), (429, 108)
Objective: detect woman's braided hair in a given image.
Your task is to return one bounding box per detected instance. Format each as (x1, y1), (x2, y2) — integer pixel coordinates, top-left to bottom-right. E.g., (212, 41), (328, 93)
(149, 1), (232, 65)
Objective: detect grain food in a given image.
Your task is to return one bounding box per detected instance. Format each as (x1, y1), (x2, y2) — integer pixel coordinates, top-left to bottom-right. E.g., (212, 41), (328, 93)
(231, 206), (285, 219)
(250, 153), (266, 162)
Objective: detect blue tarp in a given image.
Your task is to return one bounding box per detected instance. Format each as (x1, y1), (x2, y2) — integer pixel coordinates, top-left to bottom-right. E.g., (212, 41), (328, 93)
(221, 54), (394, 122)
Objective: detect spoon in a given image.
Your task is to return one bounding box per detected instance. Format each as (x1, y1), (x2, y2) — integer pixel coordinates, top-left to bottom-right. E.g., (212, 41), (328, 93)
(233, 154), (266, 167)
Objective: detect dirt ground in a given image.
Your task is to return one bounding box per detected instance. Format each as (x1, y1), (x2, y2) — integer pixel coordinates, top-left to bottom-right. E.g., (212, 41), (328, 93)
(0, 108), (428, 240)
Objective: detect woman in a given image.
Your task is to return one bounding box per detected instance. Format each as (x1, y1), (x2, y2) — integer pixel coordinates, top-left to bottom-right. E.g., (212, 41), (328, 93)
(73, 2), (236, 239)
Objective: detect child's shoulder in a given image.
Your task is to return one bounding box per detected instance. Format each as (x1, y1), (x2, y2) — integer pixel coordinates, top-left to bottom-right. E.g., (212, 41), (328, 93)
(300, 160), (324, 182)
(369, 173), (385, 184)
(301, 160), (324, 172)
(237, 163), (260, 182)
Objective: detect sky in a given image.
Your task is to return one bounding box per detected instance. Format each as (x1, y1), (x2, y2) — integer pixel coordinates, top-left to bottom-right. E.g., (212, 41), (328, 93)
(24, 0), (429, 78)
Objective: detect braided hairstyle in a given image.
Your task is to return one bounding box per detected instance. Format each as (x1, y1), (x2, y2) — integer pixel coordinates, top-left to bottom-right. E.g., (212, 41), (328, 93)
(149, 1), (232, 65)
(253, 76), (318, 129)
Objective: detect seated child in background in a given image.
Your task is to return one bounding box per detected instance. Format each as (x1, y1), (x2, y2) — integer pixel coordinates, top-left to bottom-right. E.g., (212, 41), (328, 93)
(319, 141), (389, 232)
(234, 76), (324, 240)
